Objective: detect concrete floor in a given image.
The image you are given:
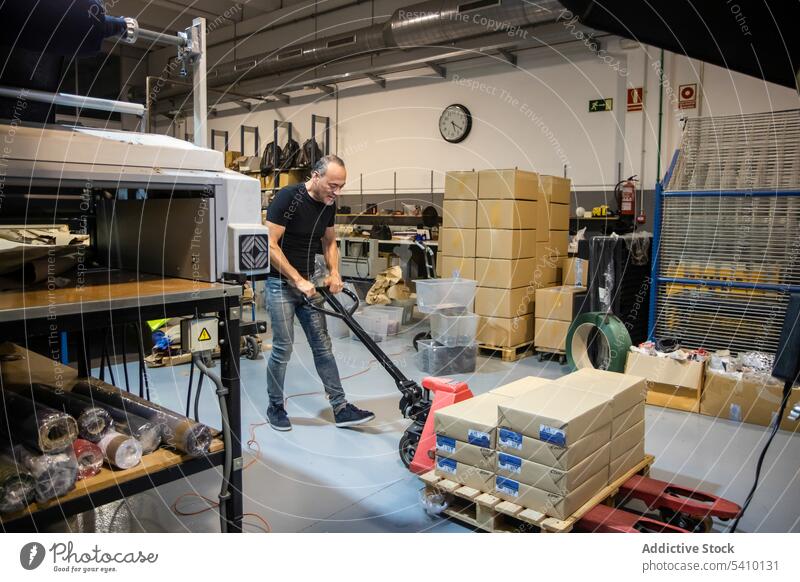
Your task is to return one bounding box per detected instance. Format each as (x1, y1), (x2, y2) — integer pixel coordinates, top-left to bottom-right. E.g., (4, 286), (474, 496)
(48, 315), (800, 534)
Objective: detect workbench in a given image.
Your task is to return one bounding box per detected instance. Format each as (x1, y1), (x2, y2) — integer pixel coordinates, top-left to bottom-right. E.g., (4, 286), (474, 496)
(0, 270), (244, 533)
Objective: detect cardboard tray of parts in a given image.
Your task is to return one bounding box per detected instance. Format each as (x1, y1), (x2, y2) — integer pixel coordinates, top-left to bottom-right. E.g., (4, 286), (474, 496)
(419, 454), (654, 533)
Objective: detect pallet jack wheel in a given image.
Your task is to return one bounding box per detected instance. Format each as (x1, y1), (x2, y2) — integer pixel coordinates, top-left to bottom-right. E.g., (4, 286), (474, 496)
(399, 428), (420, 468)
(538, 352), (544, 362)
(659, 509), (714, 532)
(412, 332), (431, 352)
(244, 335), (260, 360)
(559, 355), (567, 365)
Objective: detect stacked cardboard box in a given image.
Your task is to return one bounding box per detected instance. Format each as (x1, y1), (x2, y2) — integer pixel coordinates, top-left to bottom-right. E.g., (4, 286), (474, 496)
(554, 369), (647, 481)
(433, 393), (509, 490)
(533, 286), (589, 353)
(495, 384), (612, 519)
(439, 171), (479, 279)
(625, 350), (705, 412)
(537, 175), (571, 272)
(473, 170), (539, 347)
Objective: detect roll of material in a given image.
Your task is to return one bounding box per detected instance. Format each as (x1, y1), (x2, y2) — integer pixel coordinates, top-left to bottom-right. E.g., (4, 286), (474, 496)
(0, 453), (36, 513)
(72, 380), (211, 457)
(11, 445), (78, 503)
(566, 312), (632, 372)
(97, 431), (142, 470)
(72, 439), (103, 480)
(68, 391), (161, 454)
(28, 384), (114, 443)
(0, 389), (78, 453)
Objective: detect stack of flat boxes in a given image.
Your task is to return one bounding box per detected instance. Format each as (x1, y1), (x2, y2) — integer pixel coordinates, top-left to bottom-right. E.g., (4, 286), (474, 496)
(556, 369), (647, 482)
(439, 171), (479, 280)
(533, 286), (588, 353)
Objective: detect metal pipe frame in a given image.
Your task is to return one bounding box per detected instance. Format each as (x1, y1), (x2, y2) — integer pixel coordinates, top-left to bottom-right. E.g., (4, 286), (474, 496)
(0, 86), (145, 117)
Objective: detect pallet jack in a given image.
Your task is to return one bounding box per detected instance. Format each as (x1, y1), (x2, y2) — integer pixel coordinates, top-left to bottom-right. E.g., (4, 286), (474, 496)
(307, 286), (747, 531)
(306, 286), (469, 472)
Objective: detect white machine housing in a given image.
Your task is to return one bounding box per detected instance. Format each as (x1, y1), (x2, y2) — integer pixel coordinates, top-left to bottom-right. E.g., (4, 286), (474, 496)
(2, 123), (269, 281)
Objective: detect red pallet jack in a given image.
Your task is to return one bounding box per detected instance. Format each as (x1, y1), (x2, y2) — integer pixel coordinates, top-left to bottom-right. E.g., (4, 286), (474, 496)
(306, 286), (471, 472)
(576, 474), (741, 533)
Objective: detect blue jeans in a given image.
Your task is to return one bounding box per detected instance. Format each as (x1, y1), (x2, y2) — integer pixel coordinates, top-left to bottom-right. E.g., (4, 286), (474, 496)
(266, 277), (347, 411)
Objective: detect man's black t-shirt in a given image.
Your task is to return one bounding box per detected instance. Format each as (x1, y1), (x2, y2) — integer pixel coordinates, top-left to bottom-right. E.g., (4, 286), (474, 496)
(266, 182), (336, 279)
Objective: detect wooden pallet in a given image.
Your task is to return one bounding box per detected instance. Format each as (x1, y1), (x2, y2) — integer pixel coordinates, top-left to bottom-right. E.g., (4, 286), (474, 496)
(420, 454), (654, 533)
(477, 341), (534, 363)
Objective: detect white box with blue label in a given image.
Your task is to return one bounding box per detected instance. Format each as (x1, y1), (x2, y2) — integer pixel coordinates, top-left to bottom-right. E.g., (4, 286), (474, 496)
(496, 423), (610, 470)
(497, 385), (613, 447)
(554, 369), (647, 437)
(494, 468), (607, 520)
(434, 392), (511, 449)
(496, 442), (610, 495)
(435, 434), (496, 471)
(488, 376), (553, 399)
(434, 456), (495, 491)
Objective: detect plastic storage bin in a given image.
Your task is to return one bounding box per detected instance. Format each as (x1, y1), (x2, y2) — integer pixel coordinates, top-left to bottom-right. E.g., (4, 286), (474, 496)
(390, 298), (416, 325)
(351, 310), (390, 343)
(430, 308), (479, 346)
(414, 278), (477, 313)
(326, 315), (351, 339)
(416, 339), (477, 375)
(364, 305), (404, 335)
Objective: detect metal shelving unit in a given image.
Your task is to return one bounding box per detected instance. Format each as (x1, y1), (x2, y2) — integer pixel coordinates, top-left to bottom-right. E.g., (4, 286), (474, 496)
(648, 110), (800, 354)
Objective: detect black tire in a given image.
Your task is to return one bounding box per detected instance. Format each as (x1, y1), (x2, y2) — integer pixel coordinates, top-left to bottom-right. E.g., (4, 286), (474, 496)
(412, 331), (431, 352)
(244, 335), (260, 360)
(399, 429), (420, 468)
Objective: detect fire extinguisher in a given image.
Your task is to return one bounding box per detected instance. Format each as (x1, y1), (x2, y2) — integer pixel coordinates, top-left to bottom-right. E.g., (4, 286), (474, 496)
(615, 175), (637, 216)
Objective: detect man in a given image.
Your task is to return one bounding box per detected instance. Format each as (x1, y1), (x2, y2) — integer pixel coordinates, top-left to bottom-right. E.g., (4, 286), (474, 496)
(264, 154), (375, 431)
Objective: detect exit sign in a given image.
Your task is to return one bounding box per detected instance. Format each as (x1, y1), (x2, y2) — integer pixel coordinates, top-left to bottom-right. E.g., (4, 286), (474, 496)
(589, 98), (613, 112)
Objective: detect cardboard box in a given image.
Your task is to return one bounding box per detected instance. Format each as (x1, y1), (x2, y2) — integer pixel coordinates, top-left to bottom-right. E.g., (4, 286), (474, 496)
(625, 351), (705, 413)
(475, 257), (536, 289)
(561, 257), (588, 287)
(475, 287), (535, 317)
(478, 169), (539, 200)
(555, 368), (647, 416)
(610, 441), (646, 483)
(434, 392), (511, 448)
(435, 456), (495, 491)
(439, 228), (476, 257)
(475, 229), (537, 259)
(538, 175), (571, 204)
(613, 402), (645, 437)
(498, 385), (613, 446)
(442, 200), (477, 229)
(494, 468), (607, 520)
(496, 443), (610, 495)
(535, 286), (588, 321)
(439, 256), (476, 279)
(534, 318), (571, 351)
(497, 424), (611, 470)
(536, 202), (570, 241)
(262, 170), (304, 190)
(610, 420), (645, 459)
(225, 150), (242, 169)
(701, 369), (800, 432)
(537, 231), (569, 260)
(444, 171), (478, 200)
(435, 434), (496, 471)
(477, 315), (534, 347)
(476, 200), (537, 229)
(490, 377), (553, 399)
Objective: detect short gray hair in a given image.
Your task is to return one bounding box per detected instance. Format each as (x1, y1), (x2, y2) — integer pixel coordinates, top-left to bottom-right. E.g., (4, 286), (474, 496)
(312, 154), (345, 176)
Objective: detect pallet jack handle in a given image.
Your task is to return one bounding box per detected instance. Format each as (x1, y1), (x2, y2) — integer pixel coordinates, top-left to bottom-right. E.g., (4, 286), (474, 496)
(304, 286), (427, 419)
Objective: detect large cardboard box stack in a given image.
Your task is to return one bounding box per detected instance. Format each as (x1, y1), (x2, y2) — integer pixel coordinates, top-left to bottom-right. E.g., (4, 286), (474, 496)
(439, 171), (479, 278)
(474, 169), (540, 346)
(494, 384), (613, 519)
(701, 368), (800, 433)
(554, 369), (647, 481)
(533, 286), (589, 353)
(537, 175), (571, 268)
(625, 350), (705, 412)
(433, 393), (511, 489)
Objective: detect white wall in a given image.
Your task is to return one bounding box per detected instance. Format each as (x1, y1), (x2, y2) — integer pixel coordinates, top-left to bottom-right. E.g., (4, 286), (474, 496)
(191, 38), (798, 200)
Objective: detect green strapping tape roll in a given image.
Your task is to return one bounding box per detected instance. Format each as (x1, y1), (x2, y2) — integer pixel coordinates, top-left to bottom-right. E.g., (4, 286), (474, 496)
(566, 312), (632, 372)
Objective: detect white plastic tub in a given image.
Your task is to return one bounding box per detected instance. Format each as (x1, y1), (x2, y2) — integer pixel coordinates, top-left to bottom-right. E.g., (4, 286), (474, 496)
(430, 310), (479, 346)
(414, 278), (477, 313)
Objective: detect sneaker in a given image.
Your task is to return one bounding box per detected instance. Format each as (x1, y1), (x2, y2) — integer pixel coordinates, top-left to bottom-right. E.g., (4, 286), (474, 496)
(267, 404), (292, 431)
(334, 403), (375, 428)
